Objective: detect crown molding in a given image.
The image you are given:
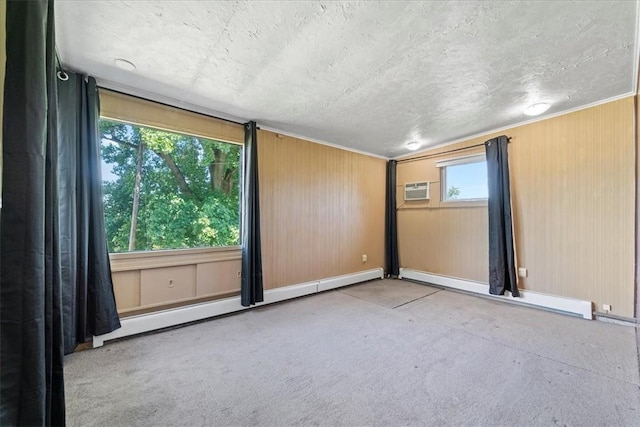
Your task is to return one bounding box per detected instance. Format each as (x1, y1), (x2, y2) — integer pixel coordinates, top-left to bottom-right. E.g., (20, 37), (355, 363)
(257, 126), (389, 160)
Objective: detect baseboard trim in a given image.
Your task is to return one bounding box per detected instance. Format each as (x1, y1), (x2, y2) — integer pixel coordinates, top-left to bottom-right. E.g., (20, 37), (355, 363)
(399, 269), (593, 320)
(318, 269), (385, 292)
(593, 311), (638, 326)
(93, 268), (384, 347)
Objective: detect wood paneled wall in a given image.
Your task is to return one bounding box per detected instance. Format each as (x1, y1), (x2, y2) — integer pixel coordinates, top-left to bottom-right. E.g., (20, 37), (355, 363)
(397, 98), (636, 317)
(102, 92), (386, 313)
(636, 78), (639, 320)
(258, 130), (386, 289)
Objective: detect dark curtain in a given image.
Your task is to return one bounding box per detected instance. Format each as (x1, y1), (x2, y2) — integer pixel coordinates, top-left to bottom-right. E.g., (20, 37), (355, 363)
(241, 121), (264, 306)
(385, 160), (400, 277)
(1, 0), (66, 424)
(485, 135), (520, 297)
(1, 1), (121, 423)
(57, 73), (121, 354)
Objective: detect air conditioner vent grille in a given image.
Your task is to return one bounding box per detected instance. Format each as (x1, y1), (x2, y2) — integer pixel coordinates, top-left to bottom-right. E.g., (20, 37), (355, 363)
(404, 181), (430, 201)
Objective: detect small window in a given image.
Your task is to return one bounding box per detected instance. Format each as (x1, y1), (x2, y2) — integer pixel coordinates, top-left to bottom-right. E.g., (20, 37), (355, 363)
(437, 154), (488, 202)
(100, 119), (242, 253)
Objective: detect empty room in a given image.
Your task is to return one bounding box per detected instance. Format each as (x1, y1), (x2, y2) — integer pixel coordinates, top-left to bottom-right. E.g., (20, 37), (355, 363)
(1, 0), (640, 426)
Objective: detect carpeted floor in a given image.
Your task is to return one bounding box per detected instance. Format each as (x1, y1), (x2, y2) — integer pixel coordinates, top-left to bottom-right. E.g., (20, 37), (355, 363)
(64, 279), (640, 426)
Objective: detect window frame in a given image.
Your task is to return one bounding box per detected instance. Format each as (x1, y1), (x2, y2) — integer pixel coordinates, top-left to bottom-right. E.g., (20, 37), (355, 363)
(98, 90), (245, 256)
(437, 153), (488, 203)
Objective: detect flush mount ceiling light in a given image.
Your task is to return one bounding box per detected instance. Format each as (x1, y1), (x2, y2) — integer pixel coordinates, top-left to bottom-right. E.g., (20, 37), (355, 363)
(114, 58), (136, 71)
(406, 141), (421, 151)
(523, 103), (550, 116)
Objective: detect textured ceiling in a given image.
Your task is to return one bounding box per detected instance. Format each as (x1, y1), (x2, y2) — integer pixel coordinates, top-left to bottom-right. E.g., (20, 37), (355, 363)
(56, 1), (638, 158)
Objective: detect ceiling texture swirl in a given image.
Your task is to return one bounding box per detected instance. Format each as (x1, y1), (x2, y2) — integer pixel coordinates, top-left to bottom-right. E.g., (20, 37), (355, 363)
(56, 1), (639, 157)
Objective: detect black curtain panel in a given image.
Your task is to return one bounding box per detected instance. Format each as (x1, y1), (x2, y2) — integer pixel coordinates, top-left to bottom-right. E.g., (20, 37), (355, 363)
(241, 121), (264, 306)
(385, 160), (400, 277)
(1, 1), (121, 422)
(485, 135), (520, 297)
(57, 73), (121, 354)
(1, 0), (66, 424)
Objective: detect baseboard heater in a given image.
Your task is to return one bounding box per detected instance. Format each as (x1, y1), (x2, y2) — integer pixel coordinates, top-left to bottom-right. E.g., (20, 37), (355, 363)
(93, 268), (384, 347)
(399, 268), (593, 320)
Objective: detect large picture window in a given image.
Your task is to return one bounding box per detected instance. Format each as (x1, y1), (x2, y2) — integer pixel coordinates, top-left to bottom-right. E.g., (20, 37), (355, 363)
(437, 154), (488, 202)
(100, 119), (241, 253)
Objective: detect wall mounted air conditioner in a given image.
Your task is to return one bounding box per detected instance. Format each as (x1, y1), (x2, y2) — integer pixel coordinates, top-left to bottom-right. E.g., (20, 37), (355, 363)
(404, 181), (430, 201)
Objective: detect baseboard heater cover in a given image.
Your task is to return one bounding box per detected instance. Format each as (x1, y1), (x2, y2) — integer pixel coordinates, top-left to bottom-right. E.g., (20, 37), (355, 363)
(93, 268), (384, 347)
(317, 269), (383, 292)
(399, 268), (593, 320)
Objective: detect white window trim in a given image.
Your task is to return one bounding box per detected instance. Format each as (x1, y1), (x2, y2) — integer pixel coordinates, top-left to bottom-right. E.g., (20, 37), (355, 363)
(438, 153), (488, 203)
(435, 153), (485, 168)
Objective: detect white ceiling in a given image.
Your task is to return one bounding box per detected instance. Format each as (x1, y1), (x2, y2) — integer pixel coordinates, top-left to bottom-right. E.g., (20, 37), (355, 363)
(56, 1), (639, 158)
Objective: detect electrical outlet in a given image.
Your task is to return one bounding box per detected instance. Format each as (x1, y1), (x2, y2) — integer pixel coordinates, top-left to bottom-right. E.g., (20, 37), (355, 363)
(362, 254), (368, 263)
(518, 267), (527, 278)
(603, 304), (612, 312)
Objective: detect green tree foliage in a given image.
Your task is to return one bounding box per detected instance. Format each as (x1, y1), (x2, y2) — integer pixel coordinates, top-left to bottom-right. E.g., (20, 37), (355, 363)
(447, 185), (460, 199)
(100, 120), (241, 253)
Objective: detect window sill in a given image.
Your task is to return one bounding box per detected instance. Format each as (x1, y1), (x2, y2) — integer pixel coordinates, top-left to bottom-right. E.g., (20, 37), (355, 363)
(440, 199), (488, 208)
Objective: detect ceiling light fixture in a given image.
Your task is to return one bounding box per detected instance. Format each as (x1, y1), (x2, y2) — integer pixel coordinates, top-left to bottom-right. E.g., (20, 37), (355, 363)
(523, 103), (550, 116)
(114, 58), (136, 71)
(406, 141), (421, 151)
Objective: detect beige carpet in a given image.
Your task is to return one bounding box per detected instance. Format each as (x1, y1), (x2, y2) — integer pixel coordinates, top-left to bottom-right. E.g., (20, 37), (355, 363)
(338, 279), (441, 308)
(64, 279), (640, 426)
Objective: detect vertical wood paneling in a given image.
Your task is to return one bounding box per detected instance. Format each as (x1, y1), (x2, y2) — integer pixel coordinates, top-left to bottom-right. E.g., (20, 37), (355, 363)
(636, 91), (639, 319)
(635, 71), (640, 320)
(258, 130), (386, 290)
(398, 207), (488, 282)
(397, 98), (636, 317)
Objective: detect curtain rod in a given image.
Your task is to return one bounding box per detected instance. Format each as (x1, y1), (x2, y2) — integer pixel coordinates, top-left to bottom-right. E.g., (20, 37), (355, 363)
(396, 136), (512, 164)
